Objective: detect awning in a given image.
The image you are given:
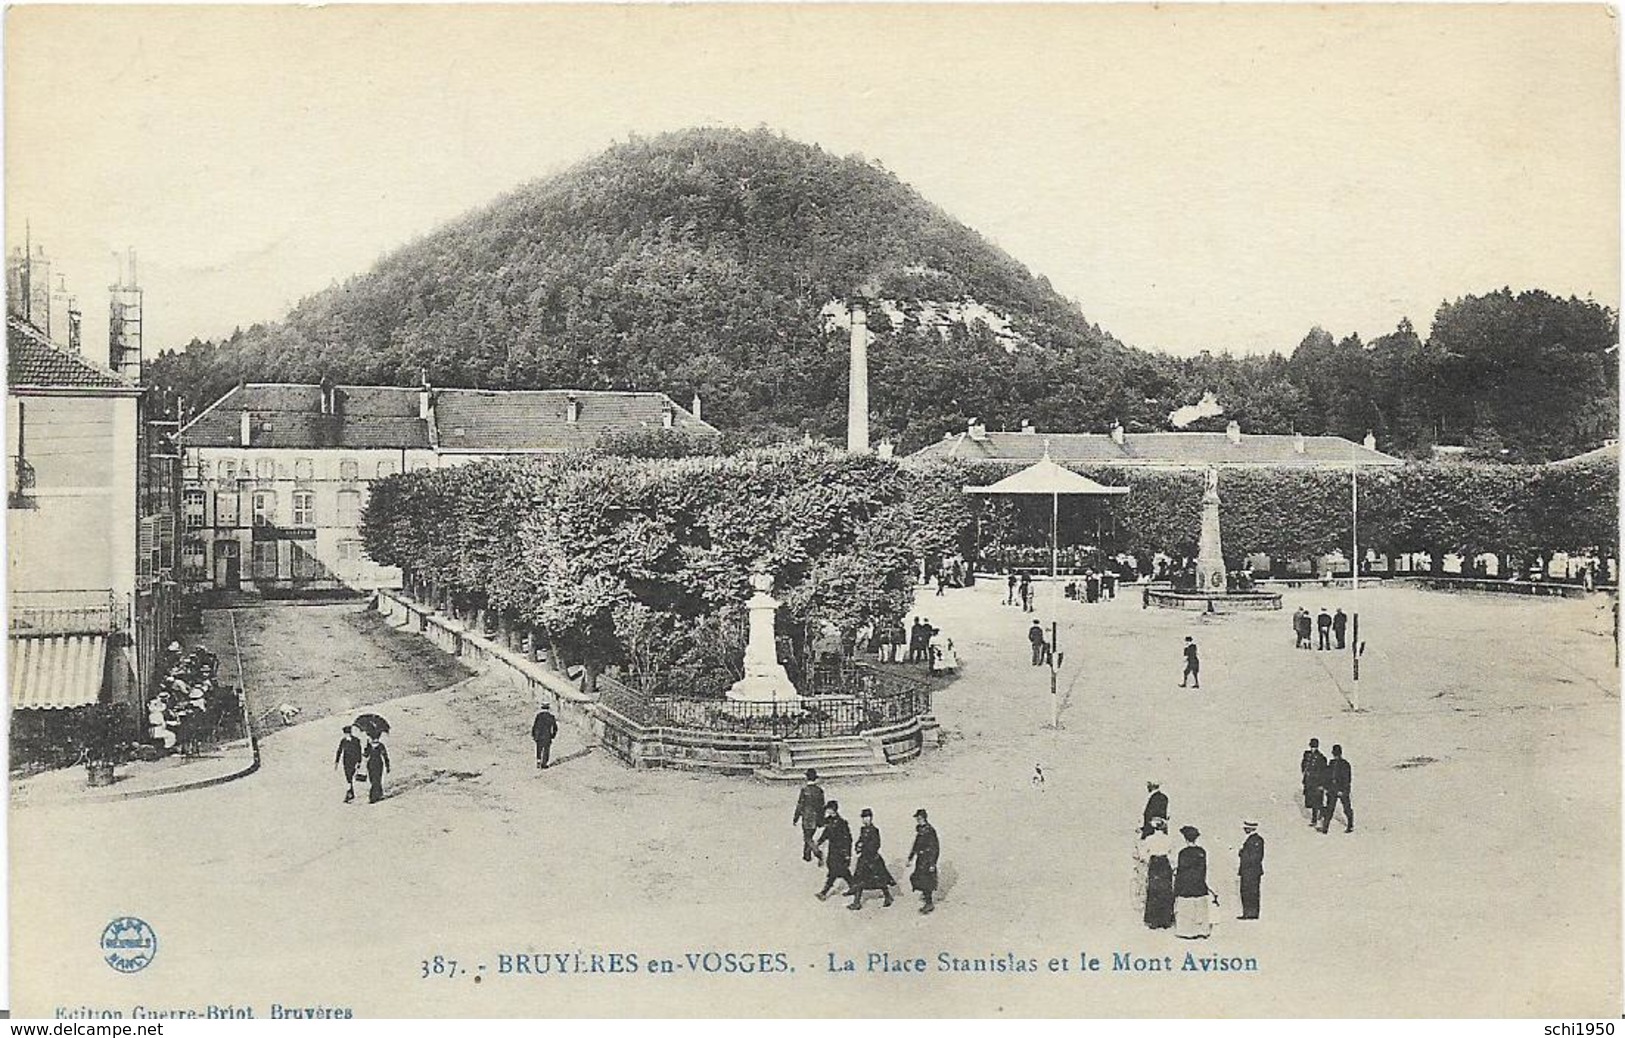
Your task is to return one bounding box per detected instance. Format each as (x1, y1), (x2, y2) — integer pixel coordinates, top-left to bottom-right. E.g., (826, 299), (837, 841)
(964, 455), (1131, 497)
(10, 633), (108, 709)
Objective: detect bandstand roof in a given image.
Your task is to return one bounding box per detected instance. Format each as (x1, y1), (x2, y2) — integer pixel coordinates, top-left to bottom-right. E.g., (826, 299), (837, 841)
(964, 455), (1131, 497)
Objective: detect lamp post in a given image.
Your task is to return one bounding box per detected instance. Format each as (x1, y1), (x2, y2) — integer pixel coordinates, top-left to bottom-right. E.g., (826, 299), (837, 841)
(1350, 445), (1361, 704)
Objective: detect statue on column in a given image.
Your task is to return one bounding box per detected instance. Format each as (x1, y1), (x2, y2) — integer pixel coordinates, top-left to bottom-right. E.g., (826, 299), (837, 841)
(727, 567), (801, 703)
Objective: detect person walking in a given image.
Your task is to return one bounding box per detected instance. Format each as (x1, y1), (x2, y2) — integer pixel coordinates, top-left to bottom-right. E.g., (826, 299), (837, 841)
(935, 570), (948, 597)
(1180, 636), (1201, 688)
(849, 808), (896, 910)
(1019, 573), (1034, 612)
(1173, 826), (1215, 939)
(1319, 744), (1354, 833)
(1006, 572), (1018, 606)
(363, 735), (391, 804)
(906, 809), (940, 914)
(1142, 780), (1169, 838)
(1333, 608), (1348, 650)
(1300, 737), (1328, 827)
(334, 725), (364, 803)
(1237, 820), (1265, 920)
(1142, 818), (1176, 929)
(531, 703), (559, 769)
(794, 769), (827, 864)
(815, 801), (854, 899)
(1316, 608), (1333, 650)
(1028, 620), (1047, 666)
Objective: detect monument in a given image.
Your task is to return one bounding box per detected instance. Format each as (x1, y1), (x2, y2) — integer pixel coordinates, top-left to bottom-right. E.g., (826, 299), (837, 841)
(727, 569), (801, 703)
(1147, 466), (1282, 612)
(1196, 466), (1228, 593)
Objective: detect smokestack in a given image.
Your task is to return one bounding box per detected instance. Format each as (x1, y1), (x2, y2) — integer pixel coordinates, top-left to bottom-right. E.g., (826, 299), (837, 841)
(240, 411), (252, 447)
(846, 300), (870, 453)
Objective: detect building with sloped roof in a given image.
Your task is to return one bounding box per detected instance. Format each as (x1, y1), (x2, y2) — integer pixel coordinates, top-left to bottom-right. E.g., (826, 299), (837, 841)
(8, 314), (182, 756)
(176, 381), (716, 592)
(907, 419), (1403, 470)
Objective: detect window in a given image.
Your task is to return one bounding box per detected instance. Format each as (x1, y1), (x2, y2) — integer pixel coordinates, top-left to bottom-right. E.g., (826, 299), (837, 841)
(182, 538), (207, 576)
(252, 540), (279, 579)
(215, 491), (239, 527)
(198, 459), (212, 481)
(337, 489), (362, 526)
(183, 489), (208, 529)
(339, 459), (359, 482)
(292, 545), (322, 579)
(252, 491), (277, 526)
(292, 491), (315, 528)
(218, 459), (238, 483)
(255, 458), (276, 481)
(337, 539), (364, 562)
(294, 458), (314, 481)
(375, 460), (397, 479)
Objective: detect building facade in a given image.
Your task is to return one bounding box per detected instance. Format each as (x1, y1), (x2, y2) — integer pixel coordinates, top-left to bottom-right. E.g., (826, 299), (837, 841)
(8, 315), (178, 756)
(177, 382), (716, 593)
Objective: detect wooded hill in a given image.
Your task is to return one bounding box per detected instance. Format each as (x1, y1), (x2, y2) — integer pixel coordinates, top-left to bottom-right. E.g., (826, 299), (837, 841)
(148, 128), (1618, 460)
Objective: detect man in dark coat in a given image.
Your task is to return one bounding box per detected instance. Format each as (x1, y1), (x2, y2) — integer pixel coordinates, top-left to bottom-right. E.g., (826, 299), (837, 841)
(909, 619), (931, 663)
(1019, 573), (1033, 612)
(1029, 621), (1046, 666)
(531, 704), (559, 769)
(793, 769), (826, 864)
(1237, 821), (1265, 920)
(1333, 608), (1349, 650)
(849, 808), (896, 910)
(1316, 608), (1333, 650)
(1319, 744), (1354, 833)
(1180, 636), (1201, 688)
(815, 801), (853, 899)
(364, 737), (390, 804)
(907, 808), (940, 915)
(334, 725), (363, 803)
(1300, 737), (1328, 826)
(1142, 781), (1169, 838)
(1006, 572), (1018, 606)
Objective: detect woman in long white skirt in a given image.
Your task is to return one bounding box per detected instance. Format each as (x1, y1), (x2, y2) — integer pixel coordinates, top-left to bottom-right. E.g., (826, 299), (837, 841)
(1173, 825), (1215, 939)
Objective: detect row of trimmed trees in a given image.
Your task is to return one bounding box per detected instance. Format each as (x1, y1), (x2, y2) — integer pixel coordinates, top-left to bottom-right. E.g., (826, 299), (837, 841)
(360, 445), (947, 694)
(362, 446), (1617, 690)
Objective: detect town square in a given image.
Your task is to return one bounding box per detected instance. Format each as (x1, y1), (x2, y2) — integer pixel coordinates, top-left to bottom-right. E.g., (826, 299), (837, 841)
(5, 4), (1620, 1022)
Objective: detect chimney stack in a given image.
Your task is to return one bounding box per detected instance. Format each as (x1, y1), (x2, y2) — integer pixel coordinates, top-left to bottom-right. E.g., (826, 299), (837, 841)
(876, 440), (894, 460)
(1363, 430), (1377, 451)
(240, 411), (252, 447)
(691, 393), (702, 424)
(1294, 431), (1306, 454)
(846, 300), (870, 453)
(1110, 421), (1125, 446)
(967, 419), (988, 442)
(418, 373), (433, 421)
(566, 394), (580, 424)
(1020, 420), (1036, 435)
(661, 400), (675, 430)
(1226, 420), (1242, 445)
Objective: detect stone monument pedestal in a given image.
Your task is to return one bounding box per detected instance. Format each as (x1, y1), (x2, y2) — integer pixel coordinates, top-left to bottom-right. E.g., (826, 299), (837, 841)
(727, 572), (801, 703)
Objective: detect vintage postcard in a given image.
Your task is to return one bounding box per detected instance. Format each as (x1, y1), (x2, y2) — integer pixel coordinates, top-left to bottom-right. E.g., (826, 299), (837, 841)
(5, 3), (1619, 1020)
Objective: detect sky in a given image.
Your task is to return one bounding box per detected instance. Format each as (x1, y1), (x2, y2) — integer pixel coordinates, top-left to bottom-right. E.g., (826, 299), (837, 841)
(5, 4), (1619, 364)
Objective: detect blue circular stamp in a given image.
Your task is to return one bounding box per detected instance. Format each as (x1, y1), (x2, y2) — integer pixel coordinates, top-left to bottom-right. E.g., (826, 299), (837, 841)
(101, 917), (157, 973)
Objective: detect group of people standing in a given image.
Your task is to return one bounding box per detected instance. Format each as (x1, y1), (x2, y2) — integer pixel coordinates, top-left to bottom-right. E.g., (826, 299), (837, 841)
(1134, 782), (1264, 938)
(795, 770), (941, 914)
(1292, 607), (1348, 650)
(859, 617), (959, 675)
(1064, 570), (1117, 604)
(1299, 738), (1355, 833)
(1006, 572), (1037, 612)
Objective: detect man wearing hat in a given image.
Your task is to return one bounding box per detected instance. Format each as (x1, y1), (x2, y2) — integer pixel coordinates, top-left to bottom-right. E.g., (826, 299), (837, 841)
(849, 808), (896, 910)
(1300, 738), (1328, 827)
(334, 725), (364, 803)
(906, 809), (940, 915)
(1141, 781), (1169, 838)
(1319, 744), (1354, 833)
(793, 769), (827, 864)
(815, 801), (853, 900)
(1237, 821), (1264, 920)
(531, 703), (559, 770)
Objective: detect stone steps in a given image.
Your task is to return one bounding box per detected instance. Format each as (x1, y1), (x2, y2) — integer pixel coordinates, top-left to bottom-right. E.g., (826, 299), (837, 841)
(755, 735), (898, 783)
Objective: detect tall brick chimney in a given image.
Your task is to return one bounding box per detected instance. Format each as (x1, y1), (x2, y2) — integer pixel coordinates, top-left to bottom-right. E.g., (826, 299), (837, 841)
(846, 300), (870, 453)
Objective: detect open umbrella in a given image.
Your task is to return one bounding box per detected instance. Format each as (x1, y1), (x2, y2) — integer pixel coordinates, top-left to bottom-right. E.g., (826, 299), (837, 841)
(353, 713), (391, 739)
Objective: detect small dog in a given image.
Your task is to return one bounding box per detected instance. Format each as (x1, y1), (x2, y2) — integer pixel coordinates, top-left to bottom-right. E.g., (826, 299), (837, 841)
(1031, 764), (1045, 789)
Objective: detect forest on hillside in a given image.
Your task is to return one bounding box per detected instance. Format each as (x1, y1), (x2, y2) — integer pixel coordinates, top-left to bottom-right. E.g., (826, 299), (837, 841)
(146, 128), (1618, 461)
